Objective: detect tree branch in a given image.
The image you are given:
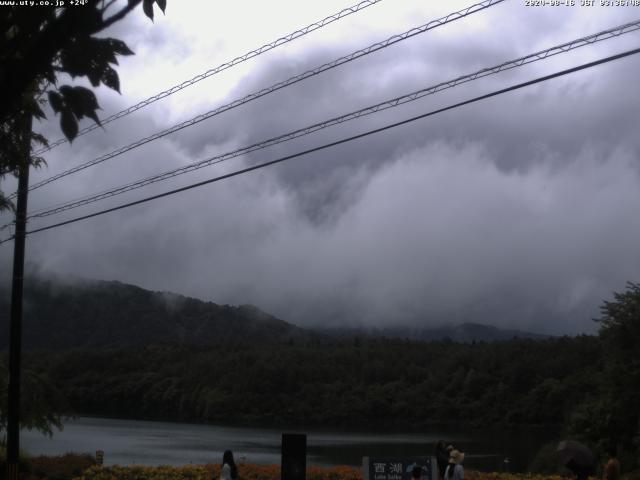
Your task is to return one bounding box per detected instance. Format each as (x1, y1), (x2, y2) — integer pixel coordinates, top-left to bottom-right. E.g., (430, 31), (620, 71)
(101, 0), (142, 30)
(100, 0), (119, 14)
(0, 2), (144, 121)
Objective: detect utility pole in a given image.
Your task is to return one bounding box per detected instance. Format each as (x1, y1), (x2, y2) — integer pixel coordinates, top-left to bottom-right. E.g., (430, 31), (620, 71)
(6, 112), (32, 480)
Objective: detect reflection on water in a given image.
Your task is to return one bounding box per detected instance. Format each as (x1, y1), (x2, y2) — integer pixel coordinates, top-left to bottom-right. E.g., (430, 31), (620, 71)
(22, 417), (557, 472)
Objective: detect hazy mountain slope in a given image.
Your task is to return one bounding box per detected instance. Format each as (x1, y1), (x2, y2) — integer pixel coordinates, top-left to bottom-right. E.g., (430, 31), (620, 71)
(316, 322), (549, 342)
(0, 277), (310, 349)
(0, 276), (548, 349)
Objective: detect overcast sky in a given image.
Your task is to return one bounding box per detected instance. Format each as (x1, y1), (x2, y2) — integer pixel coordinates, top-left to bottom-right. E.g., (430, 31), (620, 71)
(2, 0), (640, 334)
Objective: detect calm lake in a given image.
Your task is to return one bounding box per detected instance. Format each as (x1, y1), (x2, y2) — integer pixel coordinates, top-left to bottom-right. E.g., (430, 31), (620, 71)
(22, 417), (558, 472)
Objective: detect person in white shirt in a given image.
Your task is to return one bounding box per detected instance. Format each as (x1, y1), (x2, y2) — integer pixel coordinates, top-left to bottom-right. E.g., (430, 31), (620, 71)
(444, 449), (465, 480)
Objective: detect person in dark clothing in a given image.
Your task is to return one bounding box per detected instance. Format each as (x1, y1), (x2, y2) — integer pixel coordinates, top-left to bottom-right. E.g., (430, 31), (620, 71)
(220, 450), (238, 480)
(435, 441), (449, 480)
(603, 447), (621, 480)
(412, 465), (423, 480)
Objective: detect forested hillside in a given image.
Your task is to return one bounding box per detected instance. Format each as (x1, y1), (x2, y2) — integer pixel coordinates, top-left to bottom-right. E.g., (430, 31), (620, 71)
(23, 336), (602, 428)
(2, 278), (638, 471)
(318, 323), (549, 342)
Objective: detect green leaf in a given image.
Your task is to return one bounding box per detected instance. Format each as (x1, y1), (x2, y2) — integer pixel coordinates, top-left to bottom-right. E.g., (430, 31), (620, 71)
(143, 0), (154, 21)
(101, 66), (120, 93)
(107, 38), (135, 56)
(59, 38), (92, 78)
(105, 38), (135, 55)
(30, 155), (47, 169)
(82, 88), (99, 111)
(60, 109), (78, 142)
(48, 91), (64, 113)
(43, 68), (57, 85)
(99, 41), (118, 65)
(87, 68), (102, 87)
(61, 86), (101, 125)
(84, 110), (102, 126)
(59, 86), (84, 118)
(31, 132), (49, 148)
(58, 85), (74, 97)
(32, 102), (46, 120)
(73, 86), (100, 112)
(0, 194), (16, 213)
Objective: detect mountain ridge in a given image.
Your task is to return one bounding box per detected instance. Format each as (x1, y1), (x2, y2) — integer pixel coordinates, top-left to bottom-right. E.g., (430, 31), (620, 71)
(0, 277), (311, 349)
(0, 276), (551, 349)
(314, 322), (550, 342)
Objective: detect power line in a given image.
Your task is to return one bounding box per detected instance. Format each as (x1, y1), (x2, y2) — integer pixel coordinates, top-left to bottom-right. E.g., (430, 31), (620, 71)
(0, 46), (635, 245)
(23, 21), (640, 221)
(20, 0), (505, 197)
(32, 0), (384, 156)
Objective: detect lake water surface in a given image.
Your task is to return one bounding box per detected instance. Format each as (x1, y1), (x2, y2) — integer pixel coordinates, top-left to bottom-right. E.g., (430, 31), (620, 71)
(22, 417), (558, 472)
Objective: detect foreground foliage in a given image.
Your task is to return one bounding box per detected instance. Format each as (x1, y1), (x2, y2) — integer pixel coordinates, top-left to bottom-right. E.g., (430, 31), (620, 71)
(0, 361), (71, 436)
(75, 464), (363, 480)
(72, 464), (592, 480)
(1, 0), (168, 212)
(0, 452), (96, 480)
(72, 465), (640, 480)
(567, 282), (640, 469)
(4, 455), (640, 480)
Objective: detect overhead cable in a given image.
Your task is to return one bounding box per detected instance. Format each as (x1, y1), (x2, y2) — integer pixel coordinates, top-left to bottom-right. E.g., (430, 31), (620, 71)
(21, 0), (505, 197)
(23, 22), (640, 220)
(0, 45), (634, 245)
(32, 0), (385, 156)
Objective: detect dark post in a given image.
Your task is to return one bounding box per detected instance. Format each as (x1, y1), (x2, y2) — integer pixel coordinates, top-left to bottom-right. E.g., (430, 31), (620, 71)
(6, 113), (32, 480)
(281, 433), (306, 480)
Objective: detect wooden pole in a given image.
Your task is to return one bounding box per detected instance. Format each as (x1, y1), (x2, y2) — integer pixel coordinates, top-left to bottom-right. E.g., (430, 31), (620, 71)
(6, 112), (32, 480)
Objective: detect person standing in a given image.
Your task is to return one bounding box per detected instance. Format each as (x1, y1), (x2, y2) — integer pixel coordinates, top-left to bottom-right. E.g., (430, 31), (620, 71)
(220, 450), (238, 480)
(411, 465), (423, 480)
(435, 441), (449, 480)
(444, 450), (465, 480)
(603, 447), (621, 480)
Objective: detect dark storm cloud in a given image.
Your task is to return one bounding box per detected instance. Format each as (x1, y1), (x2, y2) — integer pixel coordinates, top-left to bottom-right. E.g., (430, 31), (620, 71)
(161, 11), (640, 225)
(3, 2), (640, 335)
(12, 137), (640, 335)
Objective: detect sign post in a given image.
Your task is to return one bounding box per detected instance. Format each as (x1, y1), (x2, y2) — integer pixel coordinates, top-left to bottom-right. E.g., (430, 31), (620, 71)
(363, 457), (437, 480)
(282, 433), (306, 480)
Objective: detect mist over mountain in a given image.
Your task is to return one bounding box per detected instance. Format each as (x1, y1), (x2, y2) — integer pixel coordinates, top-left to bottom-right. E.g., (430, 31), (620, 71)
(0, 275), (553, 349)
(1, 276), (623, 446)
(0, 276), (311, 350)
(317, 323), (550, 342)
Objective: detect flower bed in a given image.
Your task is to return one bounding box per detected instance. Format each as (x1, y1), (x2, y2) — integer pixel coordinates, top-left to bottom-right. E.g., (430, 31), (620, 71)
(73, 464), (363, 480)
(73, 464), (581, 480)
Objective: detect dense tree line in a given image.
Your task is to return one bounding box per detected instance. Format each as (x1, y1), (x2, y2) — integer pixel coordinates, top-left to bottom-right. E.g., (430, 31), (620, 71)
(23, 336), (603, 429)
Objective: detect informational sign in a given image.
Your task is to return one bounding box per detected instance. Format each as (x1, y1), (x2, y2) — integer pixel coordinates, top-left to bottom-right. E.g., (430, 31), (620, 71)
(282, 433), (306, 480)
(363, 457), (436, 480)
